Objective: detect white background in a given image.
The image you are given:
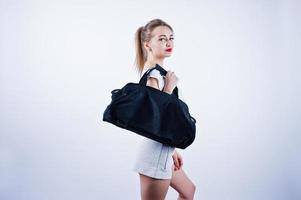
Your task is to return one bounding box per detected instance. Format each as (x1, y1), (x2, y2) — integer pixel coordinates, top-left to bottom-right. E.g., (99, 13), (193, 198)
(0, 0), (300, 199)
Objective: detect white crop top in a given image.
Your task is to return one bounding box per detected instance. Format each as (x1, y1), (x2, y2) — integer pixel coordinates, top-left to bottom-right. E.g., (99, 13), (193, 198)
(141, 67), (185, 101)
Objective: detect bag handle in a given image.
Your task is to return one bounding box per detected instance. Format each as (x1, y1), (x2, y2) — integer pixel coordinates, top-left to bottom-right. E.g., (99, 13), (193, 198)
(139, 64), (179, 98)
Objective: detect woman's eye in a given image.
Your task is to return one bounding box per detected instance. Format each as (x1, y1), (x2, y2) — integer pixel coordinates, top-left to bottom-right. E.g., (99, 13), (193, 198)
(159, 37), (174, 41)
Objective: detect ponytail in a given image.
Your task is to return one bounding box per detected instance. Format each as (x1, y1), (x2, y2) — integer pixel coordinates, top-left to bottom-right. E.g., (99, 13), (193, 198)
(134, 26), (145, 75)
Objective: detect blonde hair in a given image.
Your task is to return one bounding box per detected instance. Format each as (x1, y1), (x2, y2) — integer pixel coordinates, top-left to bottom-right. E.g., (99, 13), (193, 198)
(133, 19), (174, 76)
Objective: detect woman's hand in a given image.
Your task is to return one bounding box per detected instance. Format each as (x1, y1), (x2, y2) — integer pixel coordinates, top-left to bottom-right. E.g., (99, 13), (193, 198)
(172, 150), (183, 171)
(163, 70), (179, 94)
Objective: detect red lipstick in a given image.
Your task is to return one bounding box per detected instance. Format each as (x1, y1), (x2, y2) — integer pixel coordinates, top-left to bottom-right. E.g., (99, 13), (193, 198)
(165, 48), (172, 52)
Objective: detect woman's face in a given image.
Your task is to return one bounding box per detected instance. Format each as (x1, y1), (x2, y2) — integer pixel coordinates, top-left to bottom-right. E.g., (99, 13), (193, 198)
(144, 26), (174, 59)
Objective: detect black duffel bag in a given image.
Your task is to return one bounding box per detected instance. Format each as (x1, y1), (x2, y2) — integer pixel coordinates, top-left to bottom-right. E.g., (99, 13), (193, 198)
(102, 64), (196, 149)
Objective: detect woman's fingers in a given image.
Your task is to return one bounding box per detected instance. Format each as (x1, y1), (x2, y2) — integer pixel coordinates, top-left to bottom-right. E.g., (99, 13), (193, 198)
(179, 157), (183, 169)
(174, 157), (179, 167)
(173, 155), (180, 170)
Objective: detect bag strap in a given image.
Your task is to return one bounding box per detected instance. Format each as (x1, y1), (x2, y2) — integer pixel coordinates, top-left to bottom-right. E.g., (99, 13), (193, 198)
(139, 64), (179, 98)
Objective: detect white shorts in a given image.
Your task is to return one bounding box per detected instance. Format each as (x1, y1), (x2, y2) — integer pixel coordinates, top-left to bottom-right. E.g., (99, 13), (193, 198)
(132, 137), (176, 179)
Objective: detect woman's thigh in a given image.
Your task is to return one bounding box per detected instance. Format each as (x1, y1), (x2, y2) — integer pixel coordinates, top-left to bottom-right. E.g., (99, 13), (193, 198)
(170, 165), (196, 198)
(139, 173), (171, 200)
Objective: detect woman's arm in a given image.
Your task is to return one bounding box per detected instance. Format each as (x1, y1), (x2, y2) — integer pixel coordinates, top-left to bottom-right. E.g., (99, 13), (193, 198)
(148, 74), (183, 170)
(146, 77), (160, 90)
(147, 76), (172, 94)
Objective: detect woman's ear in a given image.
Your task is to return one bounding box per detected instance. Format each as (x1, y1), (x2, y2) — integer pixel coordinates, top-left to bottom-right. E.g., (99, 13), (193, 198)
(143, 42), (152, 52)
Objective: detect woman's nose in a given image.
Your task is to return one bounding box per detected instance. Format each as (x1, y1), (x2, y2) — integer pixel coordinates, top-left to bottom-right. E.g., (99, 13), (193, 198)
(166, 40), (172, 47)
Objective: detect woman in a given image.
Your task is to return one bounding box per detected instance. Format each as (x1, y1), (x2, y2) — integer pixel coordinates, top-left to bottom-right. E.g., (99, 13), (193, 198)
(132, 19), (196, 200)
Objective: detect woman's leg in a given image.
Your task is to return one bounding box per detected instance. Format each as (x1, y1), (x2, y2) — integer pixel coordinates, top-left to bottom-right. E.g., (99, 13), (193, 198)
(170, 164), (196, 200)
(139, 173), (171, 200)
